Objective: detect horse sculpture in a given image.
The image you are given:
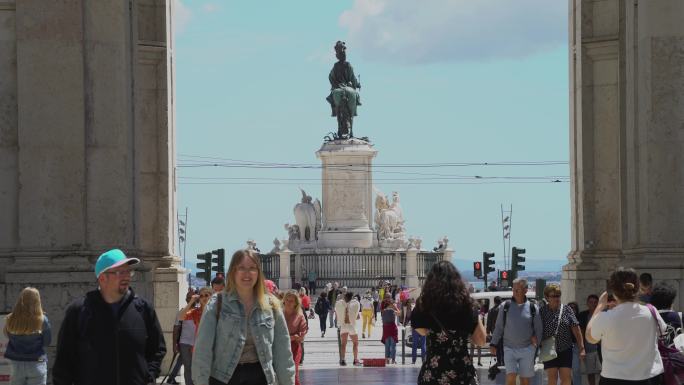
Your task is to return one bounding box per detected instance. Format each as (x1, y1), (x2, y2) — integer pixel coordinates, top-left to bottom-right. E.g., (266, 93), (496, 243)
(326, 41), (361, 139)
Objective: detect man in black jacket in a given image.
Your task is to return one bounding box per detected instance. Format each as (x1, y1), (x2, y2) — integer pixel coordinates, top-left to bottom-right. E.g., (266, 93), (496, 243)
(52, 249), (166, 385)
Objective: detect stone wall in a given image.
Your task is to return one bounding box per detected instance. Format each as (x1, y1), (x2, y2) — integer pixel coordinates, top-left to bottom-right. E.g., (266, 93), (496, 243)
(564, 0), (684, 309)
(0, 0), (183, 376)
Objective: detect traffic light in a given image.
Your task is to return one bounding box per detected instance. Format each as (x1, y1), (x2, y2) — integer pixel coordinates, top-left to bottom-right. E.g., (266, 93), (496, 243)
(483, 252), (495, 276)
(473, 261), (482, 278)
(212, 248), (225, 276)
(196, 252), (212, 286)
(512, 247), (526, 278)
(499, 270), (511, 288)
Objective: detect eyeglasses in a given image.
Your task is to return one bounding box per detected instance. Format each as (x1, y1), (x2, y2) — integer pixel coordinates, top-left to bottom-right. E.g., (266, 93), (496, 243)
(200, 293), (211, 298)
(103, 269), (135, 278)
(237, 266), (258, 274)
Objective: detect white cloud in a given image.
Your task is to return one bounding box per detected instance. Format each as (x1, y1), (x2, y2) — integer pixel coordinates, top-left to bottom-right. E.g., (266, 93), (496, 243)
(339, 0), (567, 64)
(202, 3), (219, 13)
(173, 0), (192, 35)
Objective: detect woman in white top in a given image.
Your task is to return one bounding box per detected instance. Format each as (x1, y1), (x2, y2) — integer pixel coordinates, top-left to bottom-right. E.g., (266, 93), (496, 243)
(586, 267), (666, 385)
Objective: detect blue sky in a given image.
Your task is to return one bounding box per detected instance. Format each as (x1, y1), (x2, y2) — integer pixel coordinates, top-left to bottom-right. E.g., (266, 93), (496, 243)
(174, 0), (570, 273)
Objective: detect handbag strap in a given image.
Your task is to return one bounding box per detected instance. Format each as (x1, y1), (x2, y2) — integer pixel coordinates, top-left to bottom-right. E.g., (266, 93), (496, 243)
(646, 304), (663, 337)
(553, 304), (563, 336)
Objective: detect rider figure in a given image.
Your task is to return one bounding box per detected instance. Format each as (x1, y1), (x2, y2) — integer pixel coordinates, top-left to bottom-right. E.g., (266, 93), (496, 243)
(326, 41), (361, 138)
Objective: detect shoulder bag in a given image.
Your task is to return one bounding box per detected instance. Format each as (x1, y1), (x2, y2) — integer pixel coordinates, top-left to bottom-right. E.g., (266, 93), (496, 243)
(540, 303), (563, 362)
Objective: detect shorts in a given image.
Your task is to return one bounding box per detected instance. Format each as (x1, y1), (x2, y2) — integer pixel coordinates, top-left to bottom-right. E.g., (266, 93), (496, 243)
(581, 351), (602, 374)
(503, 345), (537, 378)
(339, 324), (357, 335)
(543, 348), (573, 369)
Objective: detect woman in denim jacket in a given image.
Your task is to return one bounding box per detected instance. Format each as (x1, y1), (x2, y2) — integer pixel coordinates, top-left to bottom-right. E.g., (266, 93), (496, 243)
(193, 249), (295, 385)
(4, 287), (52, 385)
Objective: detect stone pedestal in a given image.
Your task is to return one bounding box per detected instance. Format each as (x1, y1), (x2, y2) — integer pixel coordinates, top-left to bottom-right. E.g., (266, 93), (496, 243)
(316, 139), (378, 249)
(563, 0), (684, 309)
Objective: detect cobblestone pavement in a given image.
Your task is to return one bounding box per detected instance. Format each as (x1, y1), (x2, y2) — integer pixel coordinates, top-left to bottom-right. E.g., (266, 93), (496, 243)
(162, 314), (546, 385)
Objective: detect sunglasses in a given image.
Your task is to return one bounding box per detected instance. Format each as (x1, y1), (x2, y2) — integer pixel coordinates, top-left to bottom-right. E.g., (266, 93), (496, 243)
(103, 269), (135, 278)
(200, 293), (211, 298)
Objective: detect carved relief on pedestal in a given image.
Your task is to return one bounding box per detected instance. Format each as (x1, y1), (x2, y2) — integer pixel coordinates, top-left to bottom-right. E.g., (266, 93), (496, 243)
(328, 173), (366, 222)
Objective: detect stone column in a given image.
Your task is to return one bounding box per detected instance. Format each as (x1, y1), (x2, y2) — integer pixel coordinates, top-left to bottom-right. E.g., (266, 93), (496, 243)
(316, 139), (378, 249)
(278, 249), (292, 290)
(563, 0), (684, 308)
(442, 248), (454, 263)
(405, 247), (419, 289)
(394, 249), (404, 285)
(0, 0), (183, 373)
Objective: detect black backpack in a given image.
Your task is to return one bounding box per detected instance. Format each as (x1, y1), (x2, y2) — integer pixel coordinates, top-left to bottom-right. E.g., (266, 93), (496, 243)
(315, 298), (324, 314)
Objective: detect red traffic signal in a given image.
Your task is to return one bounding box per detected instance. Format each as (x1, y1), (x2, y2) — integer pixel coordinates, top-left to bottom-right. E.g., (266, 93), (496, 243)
(473, 261), (482, 278)
(501, 270), (508, 279)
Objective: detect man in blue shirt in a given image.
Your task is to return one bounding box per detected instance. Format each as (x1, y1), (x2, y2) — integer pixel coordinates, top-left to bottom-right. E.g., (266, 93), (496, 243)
(490, 279), (542, 385)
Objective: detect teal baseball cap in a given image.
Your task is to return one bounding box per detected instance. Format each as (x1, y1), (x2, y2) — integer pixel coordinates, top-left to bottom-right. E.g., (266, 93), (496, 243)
(95, 249), (140, 278)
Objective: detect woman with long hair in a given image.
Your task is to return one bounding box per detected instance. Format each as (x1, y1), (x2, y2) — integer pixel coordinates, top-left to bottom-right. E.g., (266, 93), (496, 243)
(314, 291), (331, 337)
(192, 249), (295, 385)
(380, 295), (400, 364)
(283, 291), (308, 385)
(181, 287), (212, 328)
(410, 261), (486, 385)
(587, 267), (665, 385)
(4, 287), (51, 385)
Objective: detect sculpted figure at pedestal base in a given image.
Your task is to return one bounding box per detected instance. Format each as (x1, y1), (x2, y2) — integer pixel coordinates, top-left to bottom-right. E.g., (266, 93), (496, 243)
(293, 189), (322, 241)
(374, 190), (405, 241)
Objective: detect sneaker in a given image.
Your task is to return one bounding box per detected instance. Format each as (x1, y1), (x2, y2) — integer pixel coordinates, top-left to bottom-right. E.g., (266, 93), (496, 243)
(391, 359), (396, 364)
(353, 360), (362, 366)
(340, 360), (347, 366)
(167, 379), (179, 385)
(321, 332), (325, 338)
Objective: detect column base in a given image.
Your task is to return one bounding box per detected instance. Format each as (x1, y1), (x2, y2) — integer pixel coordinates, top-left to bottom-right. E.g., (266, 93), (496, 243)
(317, 229), (377, 249)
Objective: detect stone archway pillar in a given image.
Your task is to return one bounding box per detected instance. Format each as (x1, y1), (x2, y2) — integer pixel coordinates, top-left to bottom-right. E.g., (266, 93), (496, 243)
(564, 0), (684, 308)
(0, 0), (183, 374)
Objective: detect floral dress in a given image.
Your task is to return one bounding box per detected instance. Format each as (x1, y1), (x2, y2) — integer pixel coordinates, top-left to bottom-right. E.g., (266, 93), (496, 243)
(413, 307), (479, 385)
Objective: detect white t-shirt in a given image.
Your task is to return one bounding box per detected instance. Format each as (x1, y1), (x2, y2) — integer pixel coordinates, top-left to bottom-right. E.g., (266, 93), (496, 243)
(360, 297), (374, 311)
(176, 309), (197, 346)
(589, 302), (665, 380)
(335, 299), (361, 328)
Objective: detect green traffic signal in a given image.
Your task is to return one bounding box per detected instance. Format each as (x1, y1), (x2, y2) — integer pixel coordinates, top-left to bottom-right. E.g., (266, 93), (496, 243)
(211, 248), (225, 275)
(483, 252), (495, 275)
(196, 252), (212, 285)
(512, 247), (526, 274)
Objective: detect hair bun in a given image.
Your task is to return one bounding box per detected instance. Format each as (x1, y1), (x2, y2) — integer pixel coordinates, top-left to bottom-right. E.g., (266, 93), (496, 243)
(624, 282), (635, 290)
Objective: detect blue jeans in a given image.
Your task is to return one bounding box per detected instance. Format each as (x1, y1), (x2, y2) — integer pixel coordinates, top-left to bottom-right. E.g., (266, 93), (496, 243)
(10, 360), (47, 385)
(385, 337), (396, 360)
(572, 344), (582, 385)
(411, 329), (426, 363)
(329, 309), (336, 328)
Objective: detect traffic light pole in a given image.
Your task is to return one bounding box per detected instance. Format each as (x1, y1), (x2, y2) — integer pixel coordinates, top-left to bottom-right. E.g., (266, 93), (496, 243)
(483, 272), (488, 292)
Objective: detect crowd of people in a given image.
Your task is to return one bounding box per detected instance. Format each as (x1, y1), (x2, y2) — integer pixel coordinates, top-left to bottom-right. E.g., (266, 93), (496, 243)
(2, 247), (682, 385)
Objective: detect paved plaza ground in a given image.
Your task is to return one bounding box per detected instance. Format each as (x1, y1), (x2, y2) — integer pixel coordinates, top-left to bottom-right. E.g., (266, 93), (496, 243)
(163, 313), (547, 385)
